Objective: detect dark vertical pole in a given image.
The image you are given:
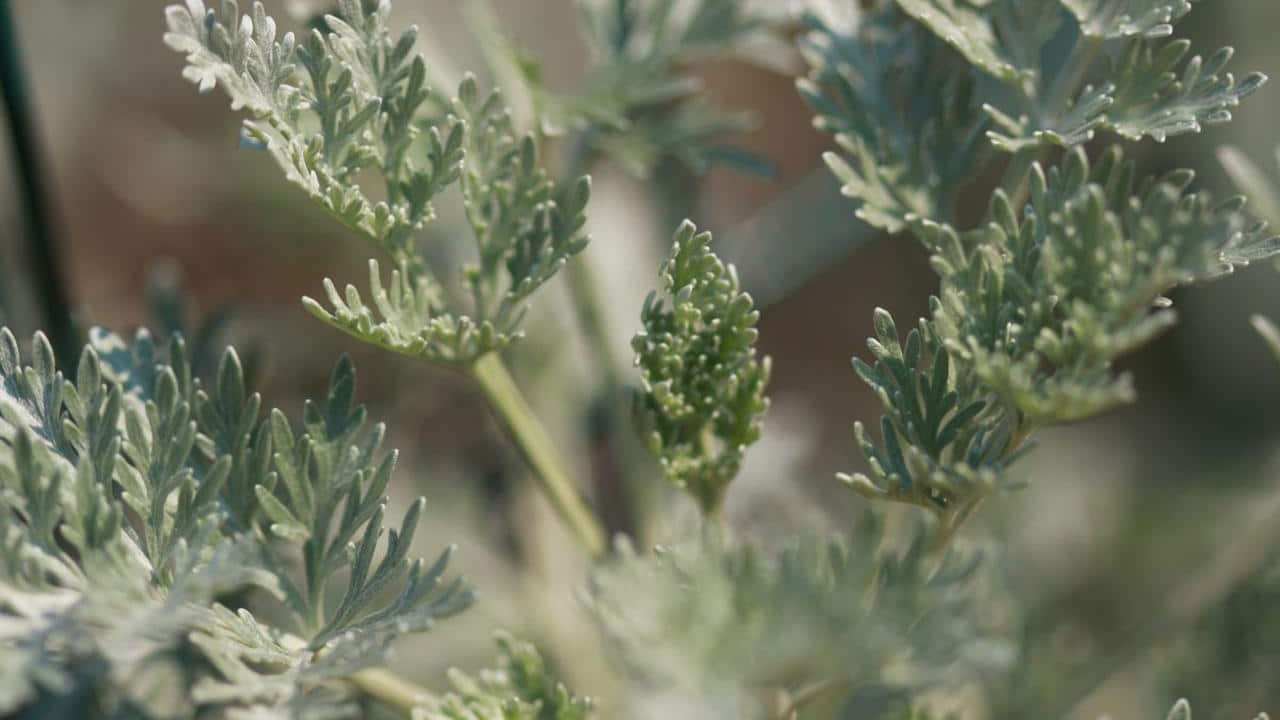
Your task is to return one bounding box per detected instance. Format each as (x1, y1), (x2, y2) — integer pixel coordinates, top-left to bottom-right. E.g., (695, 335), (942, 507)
(0, 0), (76, 363)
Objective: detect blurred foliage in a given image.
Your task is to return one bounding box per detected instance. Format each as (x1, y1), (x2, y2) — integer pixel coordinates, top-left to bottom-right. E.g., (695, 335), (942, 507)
(585, 513), (1006, 718)
(414, 632), (594, 720)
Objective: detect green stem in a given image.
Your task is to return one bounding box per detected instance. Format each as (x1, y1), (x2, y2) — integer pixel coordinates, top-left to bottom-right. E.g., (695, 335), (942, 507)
(351, 668), (436, 716)
(0, 0), (76, 363)
(471, 352), (608, 559)
(343, 311), (610, 719)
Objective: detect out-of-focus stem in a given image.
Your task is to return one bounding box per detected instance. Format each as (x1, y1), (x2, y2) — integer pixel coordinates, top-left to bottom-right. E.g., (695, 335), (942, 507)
(351, 668), (436, 716)
(0, 1), (76, 363)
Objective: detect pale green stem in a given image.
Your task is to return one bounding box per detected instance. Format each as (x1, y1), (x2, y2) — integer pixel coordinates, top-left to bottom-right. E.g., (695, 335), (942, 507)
(351, 668), (437, 716)
(928, 503), (971, 556)
(345, 357), (609, 713)
(470, 352), (608, 559)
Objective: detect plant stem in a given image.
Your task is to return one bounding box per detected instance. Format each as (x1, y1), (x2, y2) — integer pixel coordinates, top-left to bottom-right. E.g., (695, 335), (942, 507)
(0, 0), (76, 363)
(352, 668), (436, 716)
(471, 352), (608, 558)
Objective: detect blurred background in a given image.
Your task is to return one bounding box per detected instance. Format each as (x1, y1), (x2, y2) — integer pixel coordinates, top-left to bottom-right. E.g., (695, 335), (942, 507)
(1, 1), (1279, 717)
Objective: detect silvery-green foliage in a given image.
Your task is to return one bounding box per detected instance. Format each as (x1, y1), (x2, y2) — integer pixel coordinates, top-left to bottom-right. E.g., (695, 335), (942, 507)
(0, 327), (469, 718)
(799, 0), (1280, 542)
(841, 309), (1024, 518)
(845, 145), (1279, 519)
(797, 7), (989, 233)
(164, 0), (445, 261)
(885, 0), (1265, 151)
(633, 221), (770, 516)
(925, 147), (1277, 423)
(166, 1), (591, 366)
(585, 514), (1001, 718)
(803, 0), (1265, 179)
(1060, 0), (1192, 40)
(27, 0), (1274, 717)
(557, 0), (772, 177)
(816, 60), (1276, 523)
(413, 632), (594, 720)
(256, 355), (474, 648)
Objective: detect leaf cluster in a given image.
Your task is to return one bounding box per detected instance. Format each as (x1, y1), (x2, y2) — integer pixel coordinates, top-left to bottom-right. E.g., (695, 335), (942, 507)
(842, 310), (1023, 516)
(888, 0), (1265, 151)
(928, 146), (1276, 423)
(165, 0), (592, 366)
(801, 1), (1280, 520)
(0, 327), (469, 718)
(845, 145), (1278, 518)
(800, 0), (1268, 231)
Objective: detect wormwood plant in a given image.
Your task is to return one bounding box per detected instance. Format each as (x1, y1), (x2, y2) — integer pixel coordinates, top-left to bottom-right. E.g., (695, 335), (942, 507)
(2, 0), (1280, 718)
